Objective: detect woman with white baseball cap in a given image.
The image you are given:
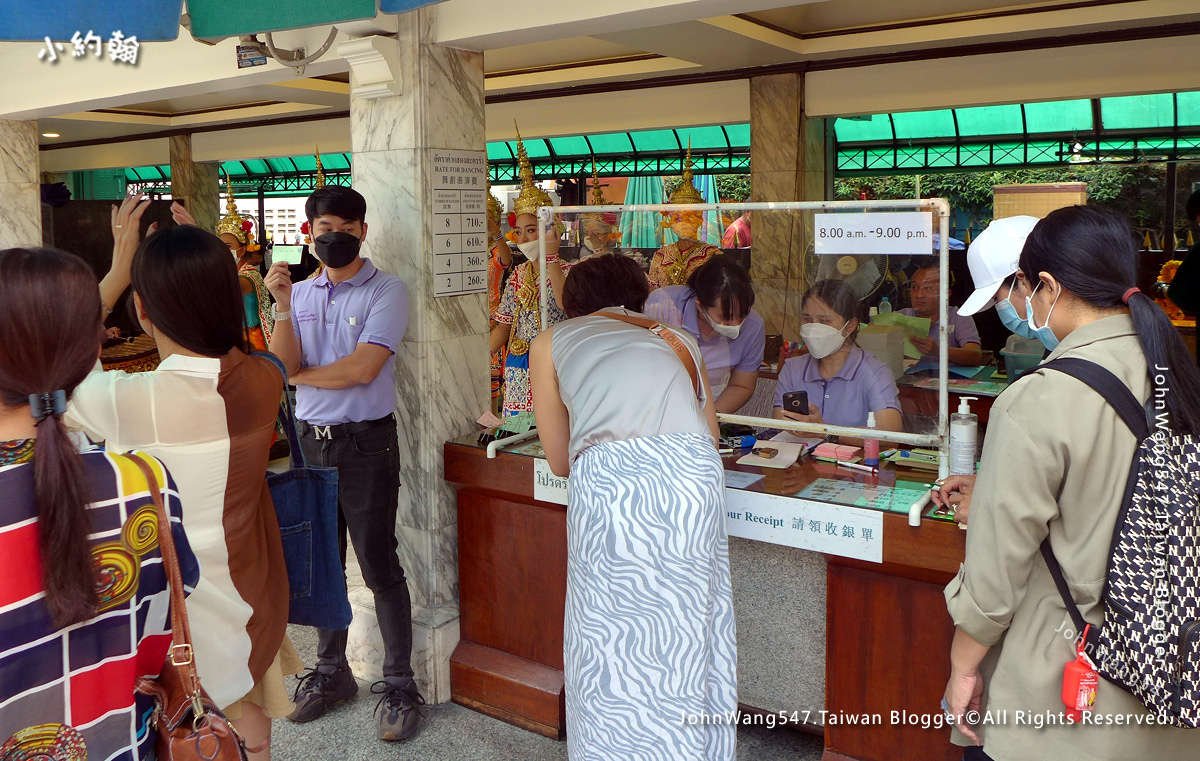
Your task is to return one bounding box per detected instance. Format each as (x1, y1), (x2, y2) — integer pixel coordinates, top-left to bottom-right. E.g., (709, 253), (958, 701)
(931, 215), (1039, 526)
(956, 215), (1041, 329)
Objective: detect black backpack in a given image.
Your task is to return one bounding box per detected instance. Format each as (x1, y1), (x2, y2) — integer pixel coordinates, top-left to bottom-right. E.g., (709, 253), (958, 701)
(1030, 357), (1200, 727)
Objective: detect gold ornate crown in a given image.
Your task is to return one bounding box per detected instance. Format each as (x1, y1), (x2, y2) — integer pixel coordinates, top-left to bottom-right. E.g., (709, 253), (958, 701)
(512, 122), (555, 218)
(667, 140), (704, 206)
(315, 145), (326, 189)
(214, 171), (258, 251)
(486, 178), (503, 223)
(580, 159), (617, 228)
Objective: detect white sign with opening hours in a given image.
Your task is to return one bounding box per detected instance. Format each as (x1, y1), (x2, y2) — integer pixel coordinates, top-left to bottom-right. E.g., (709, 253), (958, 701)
(814, 212), (933, 256)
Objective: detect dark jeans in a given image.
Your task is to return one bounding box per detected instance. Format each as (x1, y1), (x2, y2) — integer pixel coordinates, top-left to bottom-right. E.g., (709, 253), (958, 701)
(962, 746), (994, 761)
(299, 420), (413, 678)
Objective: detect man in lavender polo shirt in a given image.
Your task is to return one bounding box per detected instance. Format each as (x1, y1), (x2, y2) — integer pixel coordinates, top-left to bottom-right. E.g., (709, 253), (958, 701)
(901, 259), (983, 366)
(643, 256), (766, 413)
(264, 186), (421, 741)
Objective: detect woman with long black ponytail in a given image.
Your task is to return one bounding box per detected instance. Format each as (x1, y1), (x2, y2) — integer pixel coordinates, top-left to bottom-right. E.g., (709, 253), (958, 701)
(940, 205), (1196, 760)
(0, 246), (198, 759)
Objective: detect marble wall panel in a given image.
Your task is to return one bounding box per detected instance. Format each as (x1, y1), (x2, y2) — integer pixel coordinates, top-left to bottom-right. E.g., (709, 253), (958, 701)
(0, 120), (38, 184)
(353, 148), (490, 345)
(391, 332), (489, 533)
(343, 9), (489, 701)
(0, 182), (41, 247)
(749, 74), (802, 176)
(191, 161), (220, 232)
(0, 121), (40, 246)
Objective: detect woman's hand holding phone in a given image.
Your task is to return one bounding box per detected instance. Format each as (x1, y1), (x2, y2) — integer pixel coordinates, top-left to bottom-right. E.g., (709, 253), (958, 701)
(779, 403), (823, 425)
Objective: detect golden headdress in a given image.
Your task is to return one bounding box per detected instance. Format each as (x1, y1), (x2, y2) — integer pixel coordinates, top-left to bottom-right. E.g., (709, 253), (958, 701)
(511, 122), (555, 218)
(667, 140), (704, 205)
(486, 178), (503, 223)
(215, 172), (259, 251)
(580, 159), (618, 229)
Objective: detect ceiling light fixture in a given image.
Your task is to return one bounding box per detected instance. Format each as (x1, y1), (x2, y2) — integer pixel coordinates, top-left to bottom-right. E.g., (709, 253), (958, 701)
(41, 132), (61, 138)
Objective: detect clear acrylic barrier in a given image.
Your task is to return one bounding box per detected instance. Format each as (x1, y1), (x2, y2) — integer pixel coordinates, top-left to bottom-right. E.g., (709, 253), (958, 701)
(530, 199), (953, 478)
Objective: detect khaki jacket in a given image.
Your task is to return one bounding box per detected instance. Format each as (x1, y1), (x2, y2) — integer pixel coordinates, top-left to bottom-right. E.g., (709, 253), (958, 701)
(944, 314), (1193, 760)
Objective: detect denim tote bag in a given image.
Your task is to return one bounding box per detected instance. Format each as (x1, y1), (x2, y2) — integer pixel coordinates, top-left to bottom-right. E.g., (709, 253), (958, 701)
(256, 352), (352, 630)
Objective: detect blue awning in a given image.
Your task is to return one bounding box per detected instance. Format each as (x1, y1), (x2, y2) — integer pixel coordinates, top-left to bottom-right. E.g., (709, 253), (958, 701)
(0, 1), (185, 42)
(0, 0), (446, 42)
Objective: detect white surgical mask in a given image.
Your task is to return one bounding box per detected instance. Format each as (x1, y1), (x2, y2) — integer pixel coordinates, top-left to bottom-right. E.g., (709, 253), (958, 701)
(583, 238), (600, 253)
(800, 320), (851, 359)
(698, 303), (742, 340)
(516, 239), (542, 258)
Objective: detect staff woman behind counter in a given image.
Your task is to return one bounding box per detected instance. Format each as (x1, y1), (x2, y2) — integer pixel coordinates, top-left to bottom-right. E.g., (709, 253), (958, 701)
(773, 279), (902, 436)
(643, 256), (766, 413)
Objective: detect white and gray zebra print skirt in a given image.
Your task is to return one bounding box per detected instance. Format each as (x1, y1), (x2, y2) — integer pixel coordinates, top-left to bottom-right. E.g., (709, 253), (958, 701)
(565, 431), (737, 761)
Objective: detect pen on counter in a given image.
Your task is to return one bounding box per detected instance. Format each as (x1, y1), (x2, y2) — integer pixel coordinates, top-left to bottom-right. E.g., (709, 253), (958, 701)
(836, 460), (877, 474)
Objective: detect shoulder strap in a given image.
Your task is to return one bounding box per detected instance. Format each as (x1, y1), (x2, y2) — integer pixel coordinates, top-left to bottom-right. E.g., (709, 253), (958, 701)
(1035, 357), (1150, 439)
(595, 311), (700, 397)
(1028, 357), (1149, 651)
(126, 453), (203, 698)
(252, 351), (307, 470)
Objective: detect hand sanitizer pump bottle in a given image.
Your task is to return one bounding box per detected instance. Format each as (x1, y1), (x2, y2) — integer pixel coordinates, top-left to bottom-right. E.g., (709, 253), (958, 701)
(949, 396), (979, 475)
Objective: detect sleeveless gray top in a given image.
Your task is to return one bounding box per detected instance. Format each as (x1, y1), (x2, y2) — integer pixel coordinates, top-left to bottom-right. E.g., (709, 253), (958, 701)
(550, 308), (711, 463)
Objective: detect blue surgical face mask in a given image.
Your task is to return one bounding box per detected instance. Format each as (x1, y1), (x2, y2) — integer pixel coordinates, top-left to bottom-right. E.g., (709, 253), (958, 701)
(1025, 281), (1061, 351)
(996, 280), (1038, 340)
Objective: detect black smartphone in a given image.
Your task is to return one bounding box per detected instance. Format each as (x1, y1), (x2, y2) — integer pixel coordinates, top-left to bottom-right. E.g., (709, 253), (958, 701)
(783, 390), (808, 415)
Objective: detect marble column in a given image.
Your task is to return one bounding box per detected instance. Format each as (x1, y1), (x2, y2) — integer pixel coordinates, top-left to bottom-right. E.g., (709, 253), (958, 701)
(0, 120), (42, 247)
(749, 73), (826, 342)
(168, 135), (220, 231)
(342, 8), (488, 703)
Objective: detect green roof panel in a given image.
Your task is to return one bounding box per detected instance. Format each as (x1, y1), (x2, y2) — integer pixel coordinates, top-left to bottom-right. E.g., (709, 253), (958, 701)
(955, 105), (1023, 137)
(1023, 99), (1092, 133)
(892, 110), (956, 140)
(725, 123), (750, 147)
(486, 142), (513, 161)
(629, 129), (680, 152)
(834, 114), (892, 142)
(547, 135), (590, 155)
(675, 125), (729, 150)
(1101, 93), (1174, 130)
(1177, 92), (1200, 127)
(587, 132), (634, 153)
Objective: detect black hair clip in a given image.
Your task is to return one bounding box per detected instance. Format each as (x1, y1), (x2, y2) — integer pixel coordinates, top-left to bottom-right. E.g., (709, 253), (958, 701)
(29, 390), (67, 423)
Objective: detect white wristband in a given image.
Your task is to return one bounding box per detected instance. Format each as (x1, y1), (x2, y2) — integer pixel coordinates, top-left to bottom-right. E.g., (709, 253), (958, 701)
(272, 306), (291, 322)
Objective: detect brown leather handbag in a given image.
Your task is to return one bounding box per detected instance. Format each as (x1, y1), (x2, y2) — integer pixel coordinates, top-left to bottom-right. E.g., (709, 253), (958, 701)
(128, 454), (253, 761)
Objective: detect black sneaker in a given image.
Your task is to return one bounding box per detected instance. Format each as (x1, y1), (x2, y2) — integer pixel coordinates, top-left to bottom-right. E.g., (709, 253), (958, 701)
(371, 679), (425, 741)
(288, 666), (358, 722)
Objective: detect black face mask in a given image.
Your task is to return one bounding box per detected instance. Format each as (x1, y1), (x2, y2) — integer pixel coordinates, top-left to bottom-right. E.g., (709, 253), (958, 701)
(313, 232), (361, 269)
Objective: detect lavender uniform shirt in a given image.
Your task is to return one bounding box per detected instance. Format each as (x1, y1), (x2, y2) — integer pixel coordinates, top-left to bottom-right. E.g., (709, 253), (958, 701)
(899, 306), (980, 363)
(290, 258), (409, 425)
(773, 345), (901, 429)
(643, 285), (766, 396)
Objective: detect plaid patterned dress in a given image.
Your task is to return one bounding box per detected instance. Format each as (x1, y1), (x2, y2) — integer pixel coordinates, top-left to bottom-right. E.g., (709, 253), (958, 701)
(0, 448), (199, 761)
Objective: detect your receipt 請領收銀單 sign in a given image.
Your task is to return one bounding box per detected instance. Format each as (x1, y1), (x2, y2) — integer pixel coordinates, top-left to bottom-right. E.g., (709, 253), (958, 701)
(724, 489), (883, 563)
(814, 212), (933, 257)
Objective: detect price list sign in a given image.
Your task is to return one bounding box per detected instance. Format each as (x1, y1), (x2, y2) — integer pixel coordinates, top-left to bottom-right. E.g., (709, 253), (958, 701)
(431, 149), (489, 297)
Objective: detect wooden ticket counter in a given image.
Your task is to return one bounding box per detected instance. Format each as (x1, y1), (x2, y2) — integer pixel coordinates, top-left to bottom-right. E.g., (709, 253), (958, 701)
(445, 435), (966, 761)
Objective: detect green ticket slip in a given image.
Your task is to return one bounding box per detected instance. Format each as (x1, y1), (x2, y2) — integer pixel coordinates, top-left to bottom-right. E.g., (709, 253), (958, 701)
(871, 312), (932, 359)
